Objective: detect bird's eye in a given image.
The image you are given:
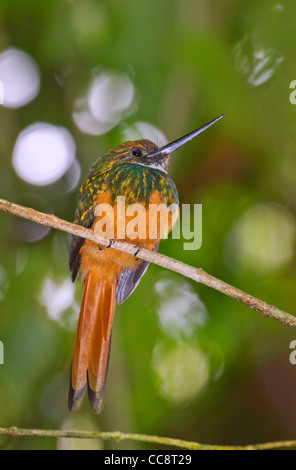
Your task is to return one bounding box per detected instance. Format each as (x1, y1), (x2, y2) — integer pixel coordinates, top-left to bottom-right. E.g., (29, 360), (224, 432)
(132, 148), (143, 157)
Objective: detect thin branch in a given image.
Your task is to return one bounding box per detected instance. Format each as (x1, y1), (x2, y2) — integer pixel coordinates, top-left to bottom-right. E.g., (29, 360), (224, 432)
(0, 197), (295, 329)
(0, 426), (295, 450)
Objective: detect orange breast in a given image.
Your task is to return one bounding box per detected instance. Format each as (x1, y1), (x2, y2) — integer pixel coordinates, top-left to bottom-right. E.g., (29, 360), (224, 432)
(80, 189), (179, 281)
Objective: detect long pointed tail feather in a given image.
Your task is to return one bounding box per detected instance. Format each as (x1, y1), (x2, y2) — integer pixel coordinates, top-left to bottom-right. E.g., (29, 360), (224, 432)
(69, 271), (116, 413)
(87, 281), (116, 413)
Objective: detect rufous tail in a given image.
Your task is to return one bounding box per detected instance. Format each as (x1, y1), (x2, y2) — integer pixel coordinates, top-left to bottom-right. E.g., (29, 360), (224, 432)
(68, 270), (116, 414)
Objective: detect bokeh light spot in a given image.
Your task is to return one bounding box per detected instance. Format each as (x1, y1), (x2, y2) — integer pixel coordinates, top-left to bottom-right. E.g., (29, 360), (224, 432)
(153, 342), (209, 404)
(234, 35), (284, 88)
(224, 203), (296, 274)
(0, 48), (40, 108)
(40, 277), (79, 330)
(154, 276), (207, 339)
(122, 121), (168, 147)
(88, 72), (134, 123)
(12, 123), (76, 186)
(73, 70), (136, 136)
(71, 1), (108, 40)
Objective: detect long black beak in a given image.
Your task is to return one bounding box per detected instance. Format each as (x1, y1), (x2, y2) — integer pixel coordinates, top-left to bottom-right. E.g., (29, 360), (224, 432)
(148, 114), (225, 160)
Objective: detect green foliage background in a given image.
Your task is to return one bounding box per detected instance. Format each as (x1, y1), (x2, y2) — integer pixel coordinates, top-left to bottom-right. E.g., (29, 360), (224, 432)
(0, 0), (296, 450)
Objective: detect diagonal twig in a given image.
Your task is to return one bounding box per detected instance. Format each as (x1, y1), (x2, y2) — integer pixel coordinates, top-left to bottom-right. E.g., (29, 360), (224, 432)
(0, 197), (295, 329)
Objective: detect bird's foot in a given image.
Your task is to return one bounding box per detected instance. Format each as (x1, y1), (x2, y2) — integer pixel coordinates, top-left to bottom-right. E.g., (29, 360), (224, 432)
(106, 239), (115, 248)
(134, 245), (142, 260)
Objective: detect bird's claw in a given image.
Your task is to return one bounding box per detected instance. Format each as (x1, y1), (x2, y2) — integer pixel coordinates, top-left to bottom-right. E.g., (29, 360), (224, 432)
(134, 245), (142, 260)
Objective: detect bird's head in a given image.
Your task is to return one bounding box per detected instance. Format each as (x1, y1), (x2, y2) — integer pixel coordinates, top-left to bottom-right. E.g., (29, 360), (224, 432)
(105, 114), (225, 174)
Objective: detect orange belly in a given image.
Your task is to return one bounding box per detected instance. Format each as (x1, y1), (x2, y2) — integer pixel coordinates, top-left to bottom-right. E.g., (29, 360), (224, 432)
(80, 189), (179, 282)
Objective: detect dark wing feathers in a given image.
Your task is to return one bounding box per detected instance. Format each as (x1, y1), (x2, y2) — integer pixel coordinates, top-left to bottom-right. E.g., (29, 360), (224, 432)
(69, 189), (97, 282)
(69, 216), (94, 282)
(116, 243), (159, 304)
(69, 235), (83, 283)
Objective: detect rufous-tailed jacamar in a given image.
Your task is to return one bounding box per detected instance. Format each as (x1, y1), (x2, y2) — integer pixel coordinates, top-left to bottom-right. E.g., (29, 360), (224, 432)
(69, 115), (224, 413)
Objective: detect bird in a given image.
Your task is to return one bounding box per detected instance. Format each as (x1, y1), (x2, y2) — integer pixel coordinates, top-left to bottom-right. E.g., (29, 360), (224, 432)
(68, 114), (224, 414)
